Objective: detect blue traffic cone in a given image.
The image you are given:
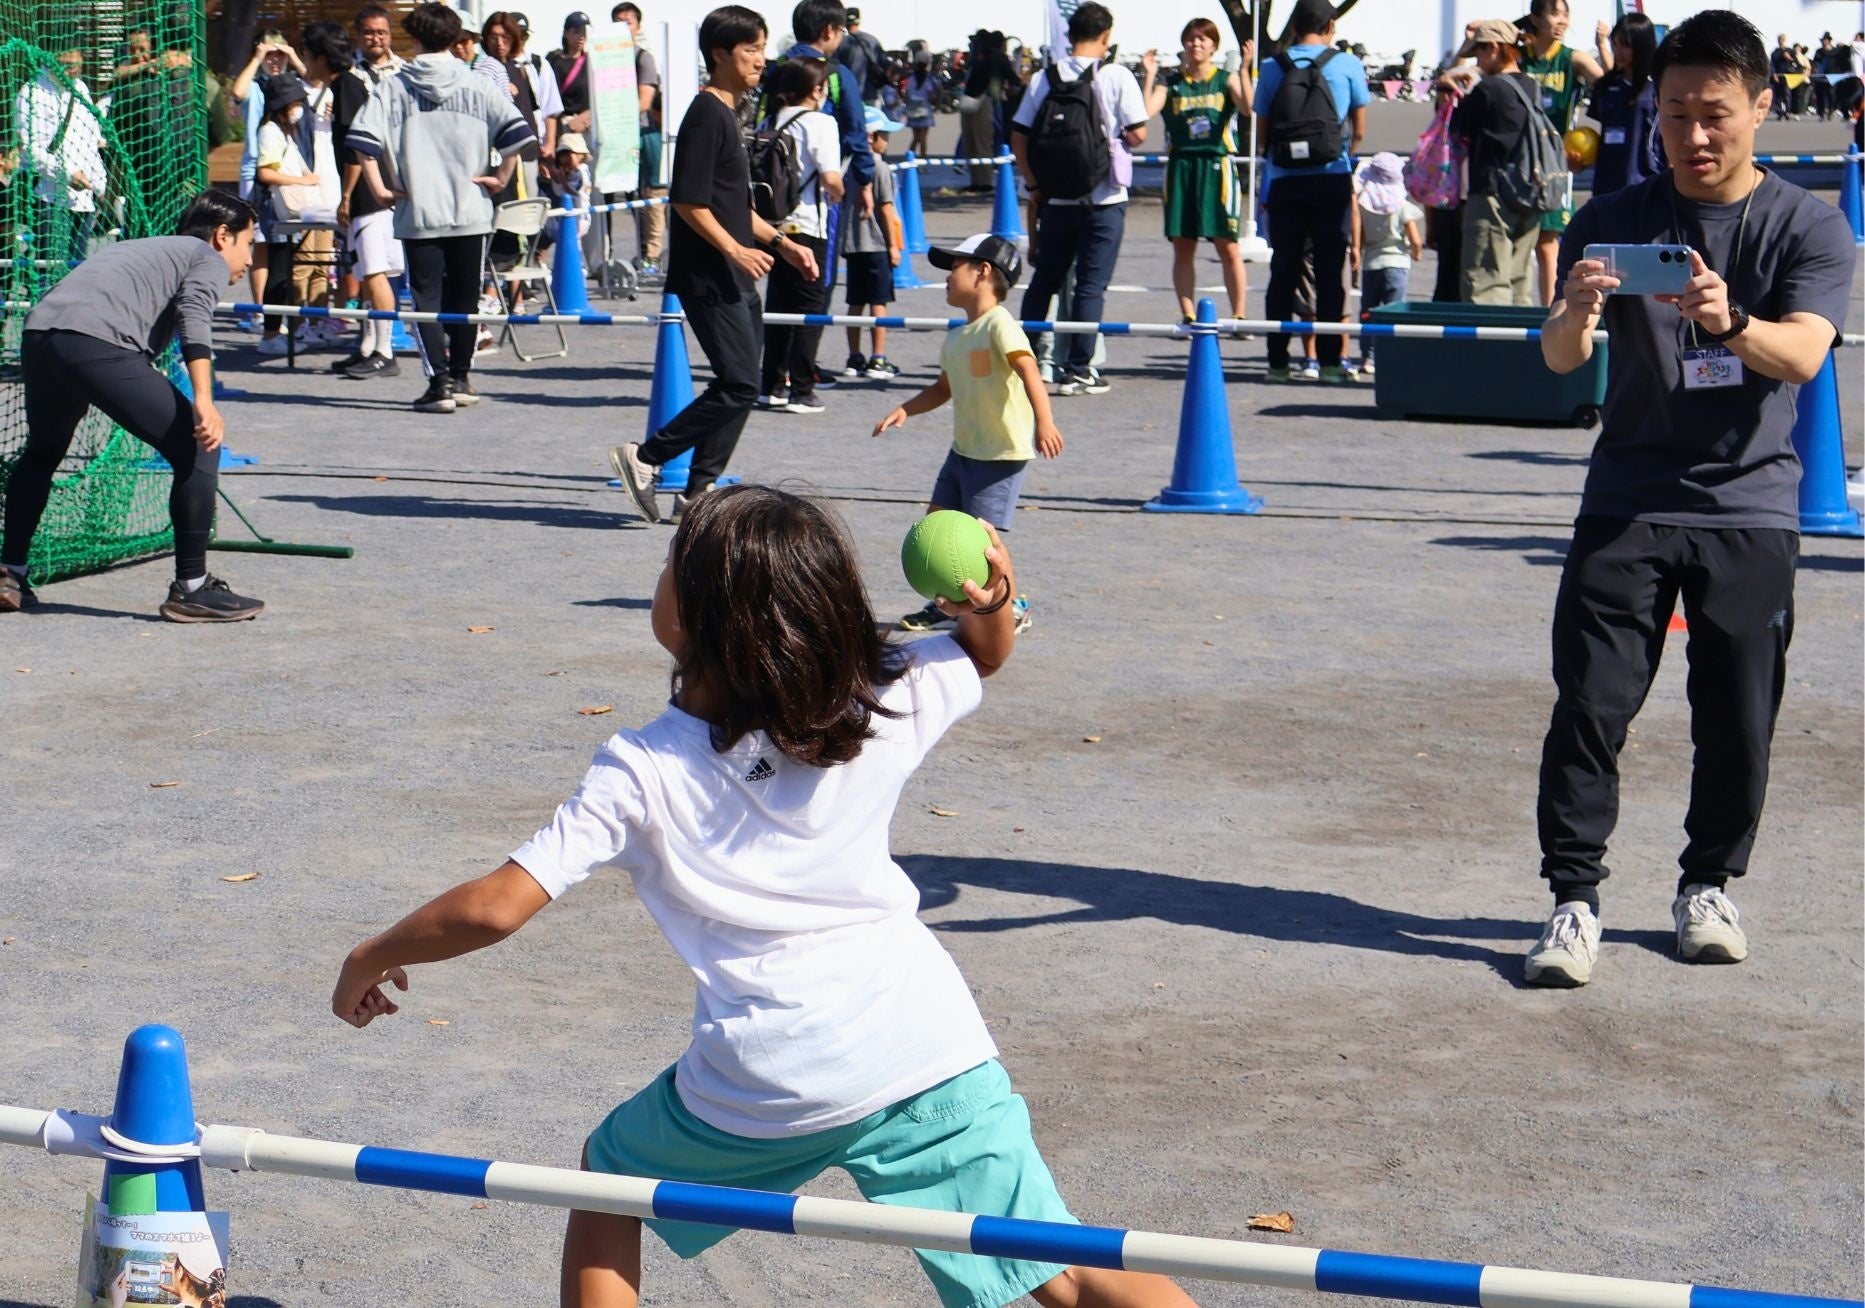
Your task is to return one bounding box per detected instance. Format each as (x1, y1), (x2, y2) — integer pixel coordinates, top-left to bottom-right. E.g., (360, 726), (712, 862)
(389, 275), (417, 354)
(990, 155), (1023, 242)
(899, 152), (929, 254)
(892, 248), (925, 291)
(1144, 299), (1263, 515)
(102, 1025), (205, 1215)
(1840, 152), (1864, 246)
(1791, 350), (1863, 537)
(552, 193), (591, 315)
(646, 292), (697, 492)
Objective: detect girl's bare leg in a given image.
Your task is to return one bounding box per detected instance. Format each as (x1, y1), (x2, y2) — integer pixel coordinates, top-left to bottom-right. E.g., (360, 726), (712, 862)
(561, 1149), (643, 1308)
(1170, 237), (1199, 320)
(1033, 1265), (1200, 1308)
(1215, 237), (1248, 320)
(1535, 231), (1560, 307)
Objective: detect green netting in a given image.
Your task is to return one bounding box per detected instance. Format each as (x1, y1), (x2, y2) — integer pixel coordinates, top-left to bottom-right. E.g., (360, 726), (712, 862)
(0, 2), (207, 583)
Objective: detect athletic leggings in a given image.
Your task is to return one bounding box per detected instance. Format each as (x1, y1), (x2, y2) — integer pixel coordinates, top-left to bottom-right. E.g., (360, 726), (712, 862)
(1, 330), (217, 581)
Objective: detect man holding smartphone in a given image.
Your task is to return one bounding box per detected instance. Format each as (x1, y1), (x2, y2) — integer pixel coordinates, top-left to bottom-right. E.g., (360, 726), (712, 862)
(1528, 10), (1853, 988)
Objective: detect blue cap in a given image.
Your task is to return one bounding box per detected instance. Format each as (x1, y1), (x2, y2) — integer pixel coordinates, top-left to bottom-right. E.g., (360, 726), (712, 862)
(863, 104), (905, 134)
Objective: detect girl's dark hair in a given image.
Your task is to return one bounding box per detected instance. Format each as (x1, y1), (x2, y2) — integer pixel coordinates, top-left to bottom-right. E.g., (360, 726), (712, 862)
(1652, 9), (1770, 99)
(767, 55), (826, 106)
(176, 190), (257, 240)
(403, 2), (463, 53)
(1181, 17), (1221, 49)
(700, 4), (765, 75)
(300, 19), (353, 68)
(1611, 12), (1657, 91)
(483, 10), (520, 49)
(1527, 0), (1567, 32)
(669, 485), (905, 767)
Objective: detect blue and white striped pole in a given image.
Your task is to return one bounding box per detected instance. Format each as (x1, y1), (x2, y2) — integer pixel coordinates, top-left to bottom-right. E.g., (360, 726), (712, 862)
(0, 1103), (1855, 1308)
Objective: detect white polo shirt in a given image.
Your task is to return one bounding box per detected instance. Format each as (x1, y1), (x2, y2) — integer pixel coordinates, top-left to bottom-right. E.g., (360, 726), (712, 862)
(511, 635), (1000, 1138)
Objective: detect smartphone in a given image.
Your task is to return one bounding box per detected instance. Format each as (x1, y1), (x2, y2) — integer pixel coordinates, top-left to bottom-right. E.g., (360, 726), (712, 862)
(1585, 244), (1692, 296)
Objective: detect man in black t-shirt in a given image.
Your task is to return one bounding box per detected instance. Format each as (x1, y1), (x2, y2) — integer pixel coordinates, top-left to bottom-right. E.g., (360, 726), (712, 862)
(1524, 11), (1854, 988)
(606, 6), (819, 524)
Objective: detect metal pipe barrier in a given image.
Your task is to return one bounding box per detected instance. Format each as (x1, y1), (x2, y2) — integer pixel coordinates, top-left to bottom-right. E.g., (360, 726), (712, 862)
(2, 1103), (1855, 1308)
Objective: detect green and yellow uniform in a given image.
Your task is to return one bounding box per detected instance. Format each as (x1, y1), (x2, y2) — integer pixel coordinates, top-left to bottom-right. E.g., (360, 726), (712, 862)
(1162, 67), (1239, 240)
(1522, 41), (1578, 233)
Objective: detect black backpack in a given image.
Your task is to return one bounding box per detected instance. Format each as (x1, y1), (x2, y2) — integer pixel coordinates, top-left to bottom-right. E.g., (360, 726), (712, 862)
(748, 108), (809, 223)
(1267, 48), (1343, 169)
(1027, 61), (1108, 201)
(1489, 73), (1574, 214)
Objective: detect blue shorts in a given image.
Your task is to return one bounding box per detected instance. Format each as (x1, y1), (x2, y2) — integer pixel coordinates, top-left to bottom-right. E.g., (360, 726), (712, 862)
(930, 450), (1029, 531)
(585, 1059), (1074, 1308)
(844, 251), (895, 308)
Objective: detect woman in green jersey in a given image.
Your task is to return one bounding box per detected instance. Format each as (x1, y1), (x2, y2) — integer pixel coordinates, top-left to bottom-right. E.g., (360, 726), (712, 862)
(1142, 18), (1253, 322)
(1520, 0), (1605, 305)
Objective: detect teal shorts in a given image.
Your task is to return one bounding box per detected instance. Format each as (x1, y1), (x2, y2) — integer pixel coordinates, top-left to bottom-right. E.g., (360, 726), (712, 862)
(585, 1059), (1076, 1308)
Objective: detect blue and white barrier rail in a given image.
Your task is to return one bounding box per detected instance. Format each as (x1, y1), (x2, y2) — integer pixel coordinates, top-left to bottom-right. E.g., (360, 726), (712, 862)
(583, 195), (671, 216)
(897, 151), (1858, 168)
(0, 1105), (1854, 1308)
(210, 303), (1865, 348)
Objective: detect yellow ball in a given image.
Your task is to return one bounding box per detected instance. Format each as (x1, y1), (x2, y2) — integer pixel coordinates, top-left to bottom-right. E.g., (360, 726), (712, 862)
(1564, 126), (1601, 169)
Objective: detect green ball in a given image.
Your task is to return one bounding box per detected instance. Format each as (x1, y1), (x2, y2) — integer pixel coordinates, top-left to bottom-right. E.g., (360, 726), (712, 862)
(901, 511), (991, 603)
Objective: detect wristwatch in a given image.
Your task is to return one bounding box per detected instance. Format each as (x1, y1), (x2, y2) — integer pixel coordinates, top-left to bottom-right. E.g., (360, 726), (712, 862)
(1705, 302), (1750, 343)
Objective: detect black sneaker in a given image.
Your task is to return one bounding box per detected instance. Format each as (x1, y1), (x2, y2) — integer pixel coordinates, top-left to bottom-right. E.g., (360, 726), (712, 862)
(328, 351), (367, 373)
(413, 376), (456, 414)
(608, 442), (662, 523)
(897, 601), (954, 632)
(758, 388), (791, 409)
(449, 375), (481, 407)
(0, 568), (37, 612)
(812, 367), (839, 390)
(864, 355), (899, 379)
(843, 352), (867, 377)
(159, 574), (265, 623)
(343, 354), (401, 380)
(784, 391), (826, 415)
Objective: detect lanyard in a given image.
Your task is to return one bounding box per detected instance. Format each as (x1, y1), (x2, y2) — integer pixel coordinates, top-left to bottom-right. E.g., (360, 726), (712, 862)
(1669, 167), (1757, 348)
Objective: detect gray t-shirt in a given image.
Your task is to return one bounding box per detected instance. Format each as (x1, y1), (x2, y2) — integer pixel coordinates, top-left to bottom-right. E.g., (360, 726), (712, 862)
(842, 156), (894, 254)
(27, 235), (223, 363)
(1557, 170), (1854, 529)
(635, 46), (660, 131)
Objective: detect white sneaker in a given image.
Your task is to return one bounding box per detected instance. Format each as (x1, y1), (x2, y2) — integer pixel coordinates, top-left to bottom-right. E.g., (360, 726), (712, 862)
(1524, 901), (1602, 987)
(255, 333), (294, 356)
(1672, 884), (1748, 963)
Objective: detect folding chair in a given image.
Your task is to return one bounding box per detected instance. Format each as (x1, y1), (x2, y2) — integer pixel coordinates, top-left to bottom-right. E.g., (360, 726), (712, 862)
(487, 198), (567, 362)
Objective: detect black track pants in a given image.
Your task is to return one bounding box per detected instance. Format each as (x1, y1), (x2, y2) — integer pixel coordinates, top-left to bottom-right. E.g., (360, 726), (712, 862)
(1536, 516), (1798, 899)
(2, 330), (217, 581)
(405, 234), (486, 379)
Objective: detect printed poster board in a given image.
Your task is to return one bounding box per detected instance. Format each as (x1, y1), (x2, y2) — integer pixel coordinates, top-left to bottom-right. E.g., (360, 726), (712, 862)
(588, 20), (641, 194)
(76, 1195), (231, 1308)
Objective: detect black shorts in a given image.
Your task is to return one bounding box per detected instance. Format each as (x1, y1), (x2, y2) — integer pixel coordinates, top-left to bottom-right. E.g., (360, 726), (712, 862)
(843, 251), (894, 308)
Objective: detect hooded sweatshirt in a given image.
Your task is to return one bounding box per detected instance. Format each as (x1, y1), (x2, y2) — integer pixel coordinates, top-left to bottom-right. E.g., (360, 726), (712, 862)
(345, 52), (534, 240)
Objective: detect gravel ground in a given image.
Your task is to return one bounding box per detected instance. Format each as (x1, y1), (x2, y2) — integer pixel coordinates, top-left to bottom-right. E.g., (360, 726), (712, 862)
(0, 183), (1860, 1308)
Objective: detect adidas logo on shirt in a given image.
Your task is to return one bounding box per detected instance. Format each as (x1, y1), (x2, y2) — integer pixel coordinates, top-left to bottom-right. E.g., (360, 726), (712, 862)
(744, 758), (775, 782)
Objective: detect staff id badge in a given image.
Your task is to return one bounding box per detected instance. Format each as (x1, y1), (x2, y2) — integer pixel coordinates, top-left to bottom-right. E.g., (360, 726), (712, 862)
(1683, 346), (1744, 390)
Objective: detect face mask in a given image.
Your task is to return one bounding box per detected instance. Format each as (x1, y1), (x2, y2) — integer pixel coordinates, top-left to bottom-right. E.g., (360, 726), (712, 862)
(287, 106), (304, 125)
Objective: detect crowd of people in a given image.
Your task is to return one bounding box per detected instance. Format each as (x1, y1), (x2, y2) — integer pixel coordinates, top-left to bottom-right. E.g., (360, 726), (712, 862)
(0, 10), (1855, 1308)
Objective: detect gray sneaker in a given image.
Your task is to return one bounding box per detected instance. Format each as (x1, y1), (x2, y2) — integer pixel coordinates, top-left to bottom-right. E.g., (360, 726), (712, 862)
(608, 442), (661, 523)
(1524, 901), (1602, 987)
(1673, 884), (1748, 963)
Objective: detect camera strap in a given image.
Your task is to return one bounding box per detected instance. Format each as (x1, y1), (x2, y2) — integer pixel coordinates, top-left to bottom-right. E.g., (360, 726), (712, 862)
(1668, 166), (1757, 349)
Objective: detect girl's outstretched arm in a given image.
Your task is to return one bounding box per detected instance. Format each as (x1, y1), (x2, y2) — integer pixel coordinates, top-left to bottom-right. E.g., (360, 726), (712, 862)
(332, 861), (551, 1028)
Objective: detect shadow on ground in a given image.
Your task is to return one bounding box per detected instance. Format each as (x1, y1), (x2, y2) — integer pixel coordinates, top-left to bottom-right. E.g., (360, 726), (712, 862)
(902, 853), (1675, 988)
(1432, 535), (1570, 565)
(269, 494), (636, 532)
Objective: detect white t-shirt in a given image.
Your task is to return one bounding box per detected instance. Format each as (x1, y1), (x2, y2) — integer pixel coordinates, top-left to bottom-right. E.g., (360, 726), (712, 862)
(774, 106), (842, 239)
(511, 635), (999, 1139)
(1011, 55), (1148, 206)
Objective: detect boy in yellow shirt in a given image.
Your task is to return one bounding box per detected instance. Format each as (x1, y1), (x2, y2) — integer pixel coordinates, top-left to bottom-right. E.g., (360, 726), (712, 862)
(874, 234), (1063, 632)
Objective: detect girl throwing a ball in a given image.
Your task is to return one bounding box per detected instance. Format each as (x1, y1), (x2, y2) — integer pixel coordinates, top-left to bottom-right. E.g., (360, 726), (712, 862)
(333, 484), (1195, 1308)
